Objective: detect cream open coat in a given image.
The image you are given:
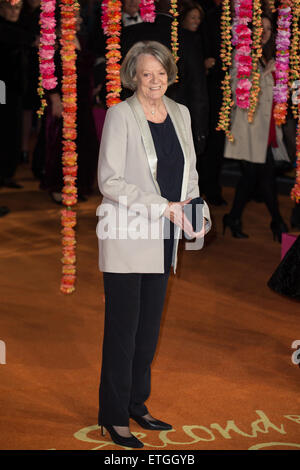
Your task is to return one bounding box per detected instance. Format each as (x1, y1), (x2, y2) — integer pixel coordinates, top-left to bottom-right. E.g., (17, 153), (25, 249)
(96, 93), (211, 273)
(224, 61), (289, 164)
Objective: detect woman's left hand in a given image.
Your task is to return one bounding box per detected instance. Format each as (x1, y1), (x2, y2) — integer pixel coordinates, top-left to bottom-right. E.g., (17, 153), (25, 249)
(192, 218), (209, 238)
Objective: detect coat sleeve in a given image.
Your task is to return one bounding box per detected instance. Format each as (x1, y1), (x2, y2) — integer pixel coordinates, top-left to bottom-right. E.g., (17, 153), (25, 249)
(98, 104), (169, 220)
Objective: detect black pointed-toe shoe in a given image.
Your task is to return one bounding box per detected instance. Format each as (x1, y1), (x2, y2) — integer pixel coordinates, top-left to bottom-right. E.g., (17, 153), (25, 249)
(130, 414), (172, 431)
(100, 425), (144, 448)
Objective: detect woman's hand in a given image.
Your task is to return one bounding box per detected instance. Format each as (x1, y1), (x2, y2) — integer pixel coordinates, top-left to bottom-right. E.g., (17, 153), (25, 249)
(204, 57), (216, 71)
(164, 200), (210, 239)
(163, 198), (200, 239)
(50, 93), (63, 118)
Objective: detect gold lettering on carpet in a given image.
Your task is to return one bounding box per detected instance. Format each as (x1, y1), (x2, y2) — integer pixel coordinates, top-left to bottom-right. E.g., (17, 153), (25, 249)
(72, 410), (300, 450)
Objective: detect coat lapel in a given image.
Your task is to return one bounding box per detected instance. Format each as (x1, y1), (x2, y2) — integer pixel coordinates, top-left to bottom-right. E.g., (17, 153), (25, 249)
(126, 93), (190, 200)
(126, 93), (161, 194)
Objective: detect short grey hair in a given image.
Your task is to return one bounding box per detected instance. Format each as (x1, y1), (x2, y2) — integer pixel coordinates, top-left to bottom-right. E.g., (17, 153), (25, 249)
(120, 41), (178, 91)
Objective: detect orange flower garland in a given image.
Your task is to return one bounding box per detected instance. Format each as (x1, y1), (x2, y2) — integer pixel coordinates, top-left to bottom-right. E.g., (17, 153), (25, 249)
(291, 101), (300, 203)
(267, 0), (276, 13)
(59, 0), (79, 294)
(101, 0), (122, 107)
(169, 0), (179, 67)
(289, 0), (300, 119)
(248, 0), (263, 123)
(216, 0), (234, 142)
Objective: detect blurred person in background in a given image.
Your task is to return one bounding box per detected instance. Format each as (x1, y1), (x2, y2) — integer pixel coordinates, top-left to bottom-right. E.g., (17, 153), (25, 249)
(42, 9), (98, 204)
(223, 15), (289, 242)
(122, 0), (143, 27)
(199, 0), (227, 206)
(18, 0), (41, 165)
(0, 0), (36, 191)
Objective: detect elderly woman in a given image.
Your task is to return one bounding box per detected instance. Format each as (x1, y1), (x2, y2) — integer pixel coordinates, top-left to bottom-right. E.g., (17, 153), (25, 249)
(96, 41), (211, 448)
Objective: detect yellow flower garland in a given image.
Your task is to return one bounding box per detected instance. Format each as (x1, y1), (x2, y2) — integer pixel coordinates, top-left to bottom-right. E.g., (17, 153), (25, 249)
(289, 0), (300, 119)
(169, 0), (179, 70)
(216, 0), (234, 142)
(248, 0), (263, 123)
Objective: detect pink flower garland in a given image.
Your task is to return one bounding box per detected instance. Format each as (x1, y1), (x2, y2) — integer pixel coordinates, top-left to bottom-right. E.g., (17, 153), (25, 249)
(139, 0), (156, 22)
(273, 1), (292, 125)
(37, 0), (57, 117)
(101, 0), (122, 107)
(234, 0), (253, 109)
(231, 0), (240, 47)
(39, 0), (57, 90)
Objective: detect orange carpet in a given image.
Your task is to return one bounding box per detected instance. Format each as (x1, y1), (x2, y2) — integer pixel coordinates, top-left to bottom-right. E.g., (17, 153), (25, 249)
(0, 164), (300, 451)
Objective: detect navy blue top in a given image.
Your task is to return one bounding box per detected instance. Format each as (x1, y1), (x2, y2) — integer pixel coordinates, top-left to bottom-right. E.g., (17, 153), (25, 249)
(148, 114), (184, 272)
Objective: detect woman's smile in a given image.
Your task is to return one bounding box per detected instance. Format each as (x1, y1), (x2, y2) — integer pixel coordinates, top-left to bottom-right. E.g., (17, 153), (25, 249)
(134, 54), (168, 102)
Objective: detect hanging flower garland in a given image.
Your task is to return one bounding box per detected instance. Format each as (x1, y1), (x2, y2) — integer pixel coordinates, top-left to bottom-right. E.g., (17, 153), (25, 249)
(37, 0), (57, 117)
(234, 0), (253, 109)
(291, 101), (300, 203)
(267, 0), (276, 13)
(59, 0), (80, 294)
(216, 0), (234, 142)
(232, 0), (240, 47)
(101, 0), (122, 108)
(289, 0), (300, 119)
(290, 0), (300, 203)
(248, 0), (263, 122)
(273, 0), (292, 126)
(139, 0), (156, 22)
(169, 0), (179, 66)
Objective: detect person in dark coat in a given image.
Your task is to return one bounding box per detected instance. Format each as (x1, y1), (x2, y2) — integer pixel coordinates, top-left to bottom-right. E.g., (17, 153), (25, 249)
(42, 11), (99, 204)
(18, 0), (41, 164)
(0, 0), (35, 190)
(199, 0), (227, 206)
(268, 235), (300, 300)
(176, 0), (208, 167)
(120, 0), (209, 158)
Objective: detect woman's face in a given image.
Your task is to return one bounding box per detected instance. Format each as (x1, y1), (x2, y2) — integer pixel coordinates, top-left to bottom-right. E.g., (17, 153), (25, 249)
(134, 54), (168, 101)
(0, 2), (22, 22)
(182, 8), (201, 32)
(262, 17), (272, 45)
(123, 0), (139, 16)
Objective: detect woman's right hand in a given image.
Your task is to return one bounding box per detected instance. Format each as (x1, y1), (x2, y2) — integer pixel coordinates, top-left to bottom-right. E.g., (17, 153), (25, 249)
(163, 199), (195, 238)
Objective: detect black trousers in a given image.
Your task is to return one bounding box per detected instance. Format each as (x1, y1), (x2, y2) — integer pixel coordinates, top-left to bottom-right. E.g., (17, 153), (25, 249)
(98, 270), (170, 426)
(229, 147), (282, 222)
